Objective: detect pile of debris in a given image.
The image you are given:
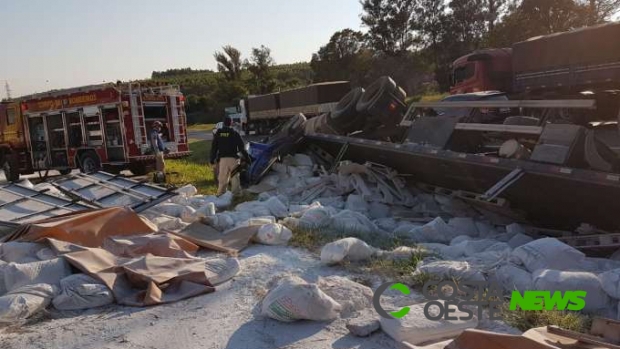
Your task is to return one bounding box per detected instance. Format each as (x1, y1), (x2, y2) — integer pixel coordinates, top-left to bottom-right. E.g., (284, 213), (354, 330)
(137, 151), (620, 343)
(3, 150), (620, 348)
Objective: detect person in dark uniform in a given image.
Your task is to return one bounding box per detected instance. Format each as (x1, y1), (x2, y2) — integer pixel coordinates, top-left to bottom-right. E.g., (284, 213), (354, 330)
(150, 121), (166, 174)
(210, 117), (249, 196)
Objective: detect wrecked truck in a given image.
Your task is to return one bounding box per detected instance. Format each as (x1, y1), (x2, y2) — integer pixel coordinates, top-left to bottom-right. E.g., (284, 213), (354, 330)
(246, 76), (620, 233)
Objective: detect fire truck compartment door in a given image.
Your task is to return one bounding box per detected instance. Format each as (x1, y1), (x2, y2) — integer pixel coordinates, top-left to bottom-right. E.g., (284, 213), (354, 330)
(82, 106), (100, 116)
(51, 171), (178, 213)
(0, 183), (94, 225)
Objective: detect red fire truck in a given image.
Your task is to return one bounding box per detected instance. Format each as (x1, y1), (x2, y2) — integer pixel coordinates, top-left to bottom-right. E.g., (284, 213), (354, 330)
(0, 82), (190, 181)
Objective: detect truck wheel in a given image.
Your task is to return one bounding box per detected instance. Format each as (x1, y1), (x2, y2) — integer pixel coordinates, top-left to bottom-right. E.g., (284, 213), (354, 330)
(356, 76), (397, 114)
(2, 155), (20, 182)
(79, 152), (101, 174)
(59, 169), (72, 175)
(331, 88), (364, 122)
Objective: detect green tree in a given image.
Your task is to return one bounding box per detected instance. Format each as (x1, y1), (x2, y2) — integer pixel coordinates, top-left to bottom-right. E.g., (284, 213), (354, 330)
(487, 0), (596, 46)
(360, 0), (419, 55)
(246, 45), (276, 94)
(311, 29), (369, 83)
(214, 45), (243, 81)
(582, 0), (620, 23)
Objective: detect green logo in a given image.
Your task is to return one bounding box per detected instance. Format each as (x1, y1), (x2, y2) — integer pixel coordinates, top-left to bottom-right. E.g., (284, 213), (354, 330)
(509, 291), (587, 311)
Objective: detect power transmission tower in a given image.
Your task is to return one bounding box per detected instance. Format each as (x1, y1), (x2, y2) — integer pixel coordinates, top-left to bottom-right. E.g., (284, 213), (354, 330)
(3, 80), (11, 100)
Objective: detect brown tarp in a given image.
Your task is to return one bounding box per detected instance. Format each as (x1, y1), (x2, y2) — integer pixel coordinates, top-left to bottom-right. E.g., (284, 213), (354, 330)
(171, 222), (259, 255)
(47, 236), (215, 306)
(0, 207), (157, 247)
(3, 207), (217, 306)
(445, 329), (559, 349)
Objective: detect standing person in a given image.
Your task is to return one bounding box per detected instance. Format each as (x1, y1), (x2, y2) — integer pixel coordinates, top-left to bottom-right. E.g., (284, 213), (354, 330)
(150, 121), (166, 175)
(210, 117), (249, 196)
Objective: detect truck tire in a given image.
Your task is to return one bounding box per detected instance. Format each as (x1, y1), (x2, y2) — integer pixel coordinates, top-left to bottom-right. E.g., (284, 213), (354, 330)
(356, 76), (407, 126)
(331, 87), (364, 122)
(328, 88), (369, 133)
(79, 152), (101, 174)
(59, 169), (72, 175)
(2, 154), (20, 182)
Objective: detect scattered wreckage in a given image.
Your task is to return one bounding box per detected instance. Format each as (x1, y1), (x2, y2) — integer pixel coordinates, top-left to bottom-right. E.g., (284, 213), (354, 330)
(245, 75), (620, 236)
(2, 75), (620, 347)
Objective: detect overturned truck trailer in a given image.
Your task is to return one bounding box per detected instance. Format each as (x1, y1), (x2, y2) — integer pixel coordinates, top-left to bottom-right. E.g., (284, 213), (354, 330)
(265, 77), (620, 232)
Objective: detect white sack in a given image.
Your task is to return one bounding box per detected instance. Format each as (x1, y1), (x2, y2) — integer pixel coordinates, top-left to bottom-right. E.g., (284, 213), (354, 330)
(176, 184), (198, 197)
(368, 202), (391, 220)
(463, 239), (500, 257)
(345, 194), (369, 214)
(195, 202), (216, 218)
(329, 210), (378, 237)
(52, 274), (114, 311)
(4, 258), (72, 292)
(263, 197), (289, 218)
(284, 206), (333, 231)
(203, 213), (236, 231)
(237, 216), (276, 227)
(0, 242), (45, 263)
(511, 238), (586, 272)
(380, 301), (478, 345)
(599, 269), (620, 300)
(152, 203), (197, 223)
(0, 283), (57, 323)
(256, 224), (293, 246)
(448, 217), (479, 237)
(36, 248), (57, 261)
(507, 233), (534, 249)
(317, 276), (373, 318)
(0, 261), (7, 295)
(406, 217), (460, 244)
(321, 238), (375, 265)
(414, 260), (486, 283)
(533, 269), (613, 314)
(374, 218), (398, 233)
(496, 263), (533, 293)
(261, 276), (341, 322)
(150, 216), (186, 231)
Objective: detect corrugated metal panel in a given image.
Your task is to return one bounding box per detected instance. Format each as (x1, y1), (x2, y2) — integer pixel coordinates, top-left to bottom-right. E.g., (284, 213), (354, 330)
(51, 172), (178, 213)
(0, 183), (93, 224)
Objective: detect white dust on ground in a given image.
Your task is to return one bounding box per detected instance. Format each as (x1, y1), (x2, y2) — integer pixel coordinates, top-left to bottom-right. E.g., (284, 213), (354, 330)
(0, 245), (398, 349)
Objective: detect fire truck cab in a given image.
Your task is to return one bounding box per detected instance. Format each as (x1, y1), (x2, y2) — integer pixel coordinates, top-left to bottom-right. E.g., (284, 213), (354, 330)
(1, 82), (190, 181)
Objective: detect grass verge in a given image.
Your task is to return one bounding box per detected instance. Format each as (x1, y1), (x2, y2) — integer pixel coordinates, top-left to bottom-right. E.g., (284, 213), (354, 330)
(166, 140), (218, 195)
(187, 123), (216, 132)
(502, 306), (592, 333)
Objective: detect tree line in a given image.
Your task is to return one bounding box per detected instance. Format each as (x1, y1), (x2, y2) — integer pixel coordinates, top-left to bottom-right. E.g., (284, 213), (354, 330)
(151, 0), (619, 124)
(313, 0), (620, 94)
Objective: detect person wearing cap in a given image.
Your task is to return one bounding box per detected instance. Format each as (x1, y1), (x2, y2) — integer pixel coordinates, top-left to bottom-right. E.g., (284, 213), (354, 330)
(210, 117), (249, 196)
(150, 121), (166, 174)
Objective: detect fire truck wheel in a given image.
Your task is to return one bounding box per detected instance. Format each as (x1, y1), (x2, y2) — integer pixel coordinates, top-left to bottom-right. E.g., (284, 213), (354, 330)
(79, 152), (101, 174)
(2, 155), (20, 182)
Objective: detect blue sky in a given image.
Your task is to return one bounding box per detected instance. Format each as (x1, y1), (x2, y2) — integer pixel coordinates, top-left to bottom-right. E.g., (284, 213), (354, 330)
(0, 0), (362, 97)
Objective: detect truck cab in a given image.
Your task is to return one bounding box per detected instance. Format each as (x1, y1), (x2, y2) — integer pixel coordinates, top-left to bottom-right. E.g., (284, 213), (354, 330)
(450, 48), (513, 95)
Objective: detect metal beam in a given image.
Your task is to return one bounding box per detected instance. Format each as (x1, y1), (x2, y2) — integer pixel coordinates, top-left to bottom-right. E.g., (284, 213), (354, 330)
(454, 123), (544, 135)
(412, 99), (597, 109)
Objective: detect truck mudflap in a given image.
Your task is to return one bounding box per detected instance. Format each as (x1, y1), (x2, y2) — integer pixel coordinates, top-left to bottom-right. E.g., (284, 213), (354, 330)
(302, 132), (620, 231)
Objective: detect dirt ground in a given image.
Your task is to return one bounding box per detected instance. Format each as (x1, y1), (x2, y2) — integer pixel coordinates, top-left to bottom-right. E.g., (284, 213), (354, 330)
(0, 245), (400, 349)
